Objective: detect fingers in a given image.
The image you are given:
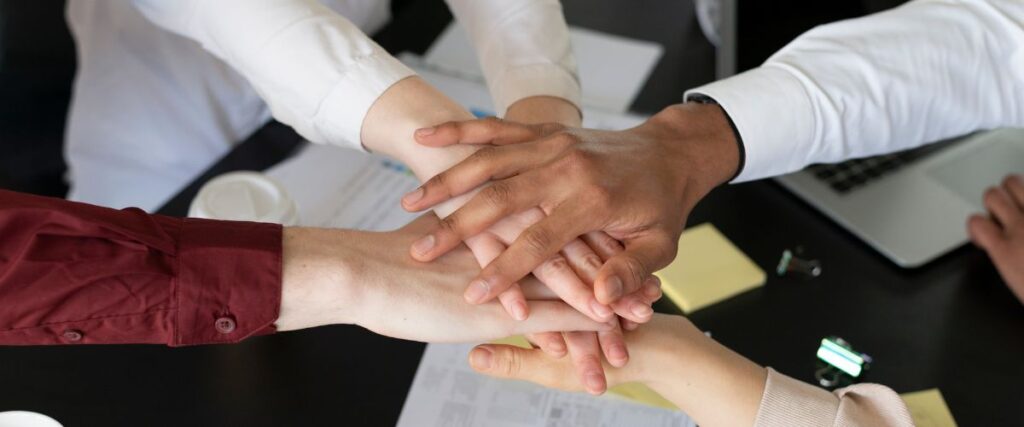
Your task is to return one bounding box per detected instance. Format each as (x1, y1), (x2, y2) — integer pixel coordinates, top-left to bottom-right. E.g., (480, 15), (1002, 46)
(984, 186), (1019, 227)
(414, 117), (544, 147)
(580, 231), (625, 260)
(531, 254), (614, 322)
(512, 301), (612, 335)
(1002, 174), (1024, 211)
(564, 331), (607, 395)
(595, 233), (677, 305)
(468, 344), (580, 392)
(402, 144), (557, 212)
(471, 208), (590, 305)
(525, 332), (568, 358)
(968, 214), (1006, 251)
(410, 175), (545, 262)
(497, 284), (529, 321)
(598, 321), (629, 368)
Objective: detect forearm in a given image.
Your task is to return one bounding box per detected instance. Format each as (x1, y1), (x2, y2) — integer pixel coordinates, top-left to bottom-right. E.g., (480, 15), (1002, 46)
(620, 317), (766, 427)
(445, 0), (581, 115)
(0, 190), (281, 346)
(132, 0), (414, 149)
(687, 0), (1024, 182)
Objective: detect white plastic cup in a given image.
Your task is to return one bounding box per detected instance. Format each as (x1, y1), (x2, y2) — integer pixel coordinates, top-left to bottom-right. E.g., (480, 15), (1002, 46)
(188, 171), (299, 226)
(0, 411), (62, 427)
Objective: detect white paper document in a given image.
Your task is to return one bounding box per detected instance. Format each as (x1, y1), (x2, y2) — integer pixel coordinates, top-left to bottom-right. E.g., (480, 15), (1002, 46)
(425, 24), (663, 113)
(265, 144), (420, 231)
(396, 343), (695, 427)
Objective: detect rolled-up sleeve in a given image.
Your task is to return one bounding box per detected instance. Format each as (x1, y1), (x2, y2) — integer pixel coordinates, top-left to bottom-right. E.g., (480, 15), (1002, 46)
(446, 0), (582, 115)
(0, 190), (282, 346)
(753, 368), (913, 427)
(131, 0), (415, 150)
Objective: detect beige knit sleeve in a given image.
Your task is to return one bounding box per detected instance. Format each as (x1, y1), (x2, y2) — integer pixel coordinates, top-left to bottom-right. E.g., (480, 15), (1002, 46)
(753, 368), (914, 427)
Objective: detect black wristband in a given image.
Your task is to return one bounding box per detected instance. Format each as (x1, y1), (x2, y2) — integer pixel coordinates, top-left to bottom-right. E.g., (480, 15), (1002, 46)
(685, 94), (746, 182)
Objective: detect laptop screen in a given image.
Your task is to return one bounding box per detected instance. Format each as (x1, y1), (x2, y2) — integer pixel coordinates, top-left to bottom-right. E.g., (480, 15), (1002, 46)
(732, 0), (908, 74)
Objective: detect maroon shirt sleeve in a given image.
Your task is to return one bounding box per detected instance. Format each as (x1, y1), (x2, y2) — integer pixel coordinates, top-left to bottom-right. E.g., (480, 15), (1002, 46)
(0, 189), (282, 346)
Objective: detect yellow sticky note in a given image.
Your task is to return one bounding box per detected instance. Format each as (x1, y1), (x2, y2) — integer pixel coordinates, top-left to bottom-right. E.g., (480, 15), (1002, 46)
(655, 223), (766, 313)
(901, 389), (957, 427)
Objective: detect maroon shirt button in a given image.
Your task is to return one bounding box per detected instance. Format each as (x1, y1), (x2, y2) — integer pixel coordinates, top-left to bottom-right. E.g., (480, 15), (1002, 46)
(215, 317), (237, 334)
(62, 329), (83, 342)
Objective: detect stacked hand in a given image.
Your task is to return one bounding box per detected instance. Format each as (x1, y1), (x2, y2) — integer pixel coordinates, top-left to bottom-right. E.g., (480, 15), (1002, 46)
(401, 102), (741, 393)
(276, 214), (612, 342)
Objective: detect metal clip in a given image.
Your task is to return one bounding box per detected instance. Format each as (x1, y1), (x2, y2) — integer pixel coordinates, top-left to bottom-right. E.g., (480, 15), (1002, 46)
(777, 249), (822, 278)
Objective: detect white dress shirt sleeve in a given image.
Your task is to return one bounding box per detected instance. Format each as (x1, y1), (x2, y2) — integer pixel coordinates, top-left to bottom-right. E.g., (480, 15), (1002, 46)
(685, 0), (1024, 182)
(131, 0), (415, 149)
(445, 0), (582, 115)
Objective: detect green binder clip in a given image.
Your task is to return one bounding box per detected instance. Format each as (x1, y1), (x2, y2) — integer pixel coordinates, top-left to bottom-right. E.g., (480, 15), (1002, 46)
(814, 336), (872, 388)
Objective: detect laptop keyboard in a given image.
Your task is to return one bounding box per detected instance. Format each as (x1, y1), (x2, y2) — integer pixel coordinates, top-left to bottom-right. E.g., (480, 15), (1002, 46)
(809, 150), (934, 194)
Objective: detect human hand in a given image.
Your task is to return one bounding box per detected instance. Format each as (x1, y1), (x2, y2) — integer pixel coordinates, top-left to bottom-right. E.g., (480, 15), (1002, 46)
(402, 103), (739, 308)
(967, 174), (1024, 304)
(456, 96), (658, 394)
(468, 314), (768, 426)
(275, 214), (610, 343)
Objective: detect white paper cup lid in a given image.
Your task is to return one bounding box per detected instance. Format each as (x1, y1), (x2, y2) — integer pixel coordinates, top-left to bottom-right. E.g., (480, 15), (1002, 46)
(0, 411), (62, 427)
(188, 172), (299, 226)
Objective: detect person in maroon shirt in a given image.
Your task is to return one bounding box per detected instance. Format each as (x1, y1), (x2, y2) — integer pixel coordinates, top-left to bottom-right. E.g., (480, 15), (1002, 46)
(0, 189), (610, 346)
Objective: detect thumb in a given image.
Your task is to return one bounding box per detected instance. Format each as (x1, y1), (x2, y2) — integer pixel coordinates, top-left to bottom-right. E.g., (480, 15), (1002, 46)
(595, 233), (677, 305)
(469, 344), (581, 392)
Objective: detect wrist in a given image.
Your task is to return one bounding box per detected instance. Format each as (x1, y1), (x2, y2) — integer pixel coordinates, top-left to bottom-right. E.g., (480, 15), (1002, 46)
(504, 95), (582, 127)
(642, 103), (740, 199)
(276, 228), (363, 331)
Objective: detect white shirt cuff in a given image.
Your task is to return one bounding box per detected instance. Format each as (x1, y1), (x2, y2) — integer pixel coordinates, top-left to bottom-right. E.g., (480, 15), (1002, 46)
(311, 52), (415, 150)
(491, 64), (582, 116)
(685, 66), (816, 182)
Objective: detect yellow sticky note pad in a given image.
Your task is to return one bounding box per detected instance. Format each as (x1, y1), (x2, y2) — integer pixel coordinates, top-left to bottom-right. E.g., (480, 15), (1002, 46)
(655, 223), (766, 313)
(901, 389), (957, 427)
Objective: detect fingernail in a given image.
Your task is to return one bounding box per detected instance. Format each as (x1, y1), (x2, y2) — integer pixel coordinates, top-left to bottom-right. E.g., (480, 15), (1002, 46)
(644, 280), (662, 300)
(609, 345), (629, 364)
(470, 347), (493, 370)
(631, 302), (654, 318)
(412, 234), (436, 256)
(605, 276), (624, 301)
(584, 373), (605, 394)
(415, 127), (436, 137)
(590, 300), (614, 319)
(511, 301), (529, 321)
(403, 187), (424, 205)
(465, 279), (491, 304)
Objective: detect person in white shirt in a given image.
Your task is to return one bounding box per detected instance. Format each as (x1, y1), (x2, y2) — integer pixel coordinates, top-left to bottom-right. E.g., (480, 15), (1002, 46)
(64, 0), (660, 395)
(388, 0), (1021, 423)
(398, 0), (1024, 366)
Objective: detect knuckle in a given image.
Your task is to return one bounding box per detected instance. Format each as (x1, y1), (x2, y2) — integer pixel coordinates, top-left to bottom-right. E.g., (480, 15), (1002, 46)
(620, 256), (647, 285)
(438, 215), (462, 236)
(498, 349), (523, 377)
(542, 256), (572, 276)
(482, 181), (515, 208)
(1004, 174), (1022, 189)
(582, 254), (603, 271)
(522, 227), (556, 257)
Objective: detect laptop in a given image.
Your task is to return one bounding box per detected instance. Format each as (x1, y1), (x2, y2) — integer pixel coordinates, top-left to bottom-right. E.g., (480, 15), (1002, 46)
(719, 0), (1024, 267)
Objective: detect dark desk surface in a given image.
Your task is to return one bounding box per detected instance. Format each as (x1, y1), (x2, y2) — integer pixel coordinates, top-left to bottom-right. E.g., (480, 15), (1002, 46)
(2, 1), (1022, 426)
